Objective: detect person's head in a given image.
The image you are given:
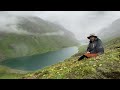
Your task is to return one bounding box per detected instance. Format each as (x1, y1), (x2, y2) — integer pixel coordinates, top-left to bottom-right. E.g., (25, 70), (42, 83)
(87, 33), (97, 42)
(89, 36), (96, 42)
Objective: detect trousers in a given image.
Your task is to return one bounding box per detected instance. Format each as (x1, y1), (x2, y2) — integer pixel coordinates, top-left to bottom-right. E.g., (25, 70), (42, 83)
(78, 53), (98, 61)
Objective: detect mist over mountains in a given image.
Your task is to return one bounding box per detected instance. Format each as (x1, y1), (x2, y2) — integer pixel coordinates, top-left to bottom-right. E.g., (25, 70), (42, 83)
(0, 12), (78, 60)
(1, 11), (120, 40)
(0, 11), (120, 59)
(97, 18), (120, 40)
(35, 11), (120, 40)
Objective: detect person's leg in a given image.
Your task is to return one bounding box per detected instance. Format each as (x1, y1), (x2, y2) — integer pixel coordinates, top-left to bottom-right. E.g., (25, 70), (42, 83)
(78, 55), (88, 61)
(78, 53), (98, 61)
(84, 53), (98, 58)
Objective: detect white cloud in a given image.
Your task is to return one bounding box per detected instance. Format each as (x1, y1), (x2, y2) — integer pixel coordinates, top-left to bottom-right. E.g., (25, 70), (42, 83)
(6, 11), (34, 16)
(35, 11), (120, 40)
(1, 11), (120, 41)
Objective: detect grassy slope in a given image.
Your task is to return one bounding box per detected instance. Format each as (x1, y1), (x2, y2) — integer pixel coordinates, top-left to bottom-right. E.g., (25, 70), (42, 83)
(0, 65), (27, 79)
(22, 37), (120, 79)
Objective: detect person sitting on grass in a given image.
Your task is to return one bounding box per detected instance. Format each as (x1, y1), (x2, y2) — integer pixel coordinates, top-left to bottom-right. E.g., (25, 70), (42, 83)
(78, 33), (104, 61)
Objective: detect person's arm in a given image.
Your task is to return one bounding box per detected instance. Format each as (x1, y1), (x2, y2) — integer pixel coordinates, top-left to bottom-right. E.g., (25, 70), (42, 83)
(86, 43), (90, 53)
(96, 39), (104, 54)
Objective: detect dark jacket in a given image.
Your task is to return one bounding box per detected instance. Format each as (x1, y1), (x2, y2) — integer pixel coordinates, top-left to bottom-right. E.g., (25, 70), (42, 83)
(87, 38), (104, 54)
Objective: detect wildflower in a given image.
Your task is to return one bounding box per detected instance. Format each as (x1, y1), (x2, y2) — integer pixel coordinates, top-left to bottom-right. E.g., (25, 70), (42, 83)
(99, 64), (102, 67)
(93, 65), (96, 67)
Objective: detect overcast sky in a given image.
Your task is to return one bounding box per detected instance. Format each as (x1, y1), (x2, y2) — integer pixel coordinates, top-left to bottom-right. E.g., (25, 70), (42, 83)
(2, 11), (120, 40)
(34, 11), (120, 40)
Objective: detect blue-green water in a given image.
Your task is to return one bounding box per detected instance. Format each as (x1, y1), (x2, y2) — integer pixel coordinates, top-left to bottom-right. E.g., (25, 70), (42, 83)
(0, 47), (78, 71)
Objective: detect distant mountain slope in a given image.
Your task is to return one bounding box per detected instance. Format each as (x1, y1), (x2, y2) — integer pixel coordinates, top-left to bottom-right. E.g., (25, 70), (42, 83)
(0, 15), (79, 61)
(97, 18), (120, 40)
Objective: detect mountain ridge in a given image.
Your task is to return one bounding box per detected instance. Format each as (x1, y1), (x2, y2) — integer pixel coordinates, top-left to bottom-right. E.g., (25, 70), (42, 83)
(0, 15), (79, 61)
(97, 18), (120, 40)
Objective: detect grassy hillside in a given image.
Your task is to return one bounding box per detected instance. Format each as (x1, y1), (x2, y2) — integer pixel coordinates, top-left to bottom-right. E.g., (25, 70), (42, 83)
(0, 65), (27, 79)
(0, 16), (79, 61)
(22, 37), (120, 79)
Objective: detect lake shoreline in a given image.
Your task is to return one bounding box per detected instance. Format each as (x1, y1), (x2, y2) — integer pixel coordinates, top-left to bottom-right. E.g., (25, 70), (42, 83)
(0, 46), (78, 71)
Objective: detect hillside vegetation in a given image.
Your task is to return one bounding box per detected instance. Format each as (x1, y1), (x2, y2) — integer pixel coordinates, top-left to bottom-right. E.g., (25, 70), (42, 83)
(22, 37), (120, 79)
(0, 16), (78, 61)
(0, 65), (27, 79)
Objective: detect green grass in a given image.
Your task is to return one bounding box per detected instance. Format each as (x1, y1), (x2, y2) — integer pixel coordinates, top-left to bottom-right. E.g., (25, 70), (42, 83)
(0, 65), (27, 79)
(0, 37), (119, 79)
(22, 37), (120, 79)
